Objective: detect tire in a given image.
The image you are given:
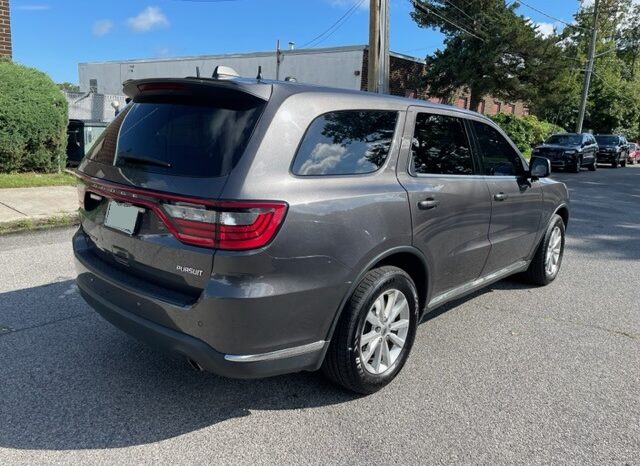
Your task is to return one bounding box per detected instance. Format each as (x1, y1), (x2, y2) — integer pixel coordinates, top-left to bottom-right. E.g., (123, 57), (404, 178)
(571, 159), (581, 173)
(322, 266), (419, 394)
(612, 158), (619, 168)
(621, 158), (627, 167)
(523, 214), (565, 286)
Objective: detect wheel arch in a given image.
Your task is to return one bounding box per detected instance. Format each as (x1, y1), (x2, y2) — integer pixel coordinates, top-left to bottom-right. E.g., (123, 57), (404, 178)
(323, 246), (431, 344)
(554, 204), (569, 228)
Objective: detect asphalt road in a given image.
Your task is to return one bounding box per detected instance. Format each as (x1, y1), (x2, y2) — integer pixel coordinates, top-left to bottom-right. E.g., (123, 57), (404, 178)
(1, 165), (639, 465)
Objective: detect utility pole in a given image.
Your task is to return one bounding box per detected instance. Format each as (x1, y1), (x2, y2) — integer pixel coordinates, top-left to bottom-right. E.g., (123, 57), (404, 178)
(276, 39), (282, 81)
(367, 0), (389, 93)
(576, 0), (599, 133)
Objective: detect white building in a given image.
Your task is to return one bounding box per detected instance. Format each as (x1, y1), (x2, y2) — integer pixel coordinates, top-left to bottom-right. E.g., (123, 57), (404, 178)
(78, 45), (420, 96)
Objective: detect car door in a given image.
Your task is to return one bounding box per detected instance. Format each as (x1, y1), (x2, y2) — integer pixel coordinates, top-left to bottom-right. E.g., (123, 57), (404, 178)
(468, 119), (543, 276)
(397, 108), (492, 298)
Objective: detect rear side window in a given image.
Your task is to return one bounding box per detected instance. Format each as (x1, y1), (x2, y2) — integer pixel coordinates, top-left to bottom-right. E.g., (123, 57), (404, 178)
(88, 97), (265, 178)
(292, 110), (398, 176)
(410, 113), (474, 176)
(472, 121), (525, 176)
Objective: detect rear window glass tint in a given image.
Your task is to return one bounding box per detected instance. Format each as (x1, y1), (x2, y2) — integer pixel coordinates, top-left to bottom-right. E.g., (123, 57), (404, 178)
(113, 101), (264, 177)
(292, 110), (398, 176)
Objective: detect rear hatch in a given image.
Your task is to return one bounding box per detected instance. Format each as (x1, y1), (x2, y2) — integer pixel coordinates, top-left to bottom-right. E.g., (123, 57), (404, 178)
(76, 78), (274, 302)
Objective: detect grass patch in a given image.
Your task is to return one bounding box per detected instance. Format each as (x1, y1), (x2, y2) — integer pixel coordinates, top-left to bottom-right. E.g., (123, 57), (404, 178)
(0, 213), (79, 235)
(0, 172), (76, 189)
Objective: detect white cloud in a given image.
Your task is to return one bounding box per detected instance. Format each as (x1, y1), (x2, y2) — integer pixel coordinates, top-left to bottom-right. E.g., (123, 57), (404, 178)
(127, 6), (169, 32)
(298, 143), (348, 175)
(536, 21), (556, 38)
(15, 4), (50, 10)
(93, 19), (113, 37)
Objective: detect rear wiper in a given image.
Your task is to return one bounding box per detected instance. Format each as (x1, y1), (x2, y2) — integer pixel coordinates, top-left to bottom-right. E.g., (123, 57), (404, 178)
(118, 153), (172, 168)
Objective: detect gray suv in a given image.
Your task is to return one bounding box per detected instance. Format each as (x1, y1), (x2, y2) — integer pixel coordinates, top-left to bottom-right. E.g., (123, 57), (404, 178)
(73, 76), (569, 394)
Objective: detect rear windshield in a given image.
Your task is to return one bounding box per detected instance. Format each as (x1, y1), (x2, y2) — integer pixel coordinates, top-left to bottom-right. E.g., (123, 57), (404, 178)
(545, 134), (582, 145)
(595, 135), (619, 145)
(87, 97), (265, 178)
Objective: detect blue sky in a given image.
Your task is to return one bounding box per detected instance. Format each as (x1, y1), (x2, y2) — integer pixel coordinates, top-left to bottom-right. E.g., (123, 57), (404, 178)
(10, 0), (584, 84)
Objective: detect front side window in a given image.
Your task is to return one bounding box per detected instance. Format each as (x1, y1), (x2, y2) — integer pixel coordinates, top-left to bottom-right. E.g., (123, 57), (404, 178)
(410, 113), (474, 176)
(472, 121), (525, 176)
(292, 110), (398, 176)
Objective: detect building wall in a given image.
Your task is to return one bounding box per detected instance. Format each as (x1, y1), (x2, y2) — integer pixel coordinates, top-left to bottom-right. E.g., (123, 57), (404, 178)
(79, 47), (365, 95)
(0, 0), (11, 58)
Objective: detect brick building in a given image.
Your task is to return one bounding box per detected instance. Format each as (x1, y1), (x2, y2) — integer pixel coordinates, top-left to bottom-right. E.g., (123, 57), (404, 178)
(361, 48), (528, 117)
(0, 0), (11, 59)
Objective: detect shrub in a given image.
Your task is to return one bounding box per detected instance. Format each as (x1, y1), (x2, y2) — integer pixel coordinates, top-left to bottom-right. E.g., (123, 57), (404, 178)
(0, 61), (68, 173)
(490, 113), (564, 158)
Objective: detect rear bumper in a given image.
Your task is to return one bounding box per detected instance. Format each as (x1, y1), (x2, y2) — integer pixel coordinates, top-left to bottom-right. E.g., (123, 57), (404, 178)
(78, 282), (327, 378)
(73, 229), (333, 378)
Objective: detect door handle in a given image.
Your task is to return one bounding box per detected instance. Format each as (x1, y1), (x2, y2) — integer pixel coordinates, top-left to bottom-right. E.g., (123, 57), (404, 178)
(417, 198), (440, 210)
(494, 192), (508, 201)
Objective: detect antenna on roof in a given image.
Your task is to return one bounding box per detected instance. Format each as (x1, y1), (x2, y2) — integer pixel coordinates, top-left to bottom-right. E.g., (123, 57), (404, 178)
(256, 65), (263, 82)
(196, 66), (201, 78)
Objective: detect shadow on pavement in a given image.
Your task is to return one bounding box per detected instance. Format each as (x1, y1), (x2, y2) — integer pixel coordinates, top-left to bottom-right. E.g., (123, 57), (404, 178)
(0, 280), (358, 451)
(553, 167), (640, 261)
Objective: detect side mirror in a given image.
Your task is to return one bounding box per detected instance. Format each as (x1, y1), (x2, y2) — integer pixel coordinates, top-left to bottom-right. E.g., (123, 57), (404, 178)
(530, 156), (551, 178)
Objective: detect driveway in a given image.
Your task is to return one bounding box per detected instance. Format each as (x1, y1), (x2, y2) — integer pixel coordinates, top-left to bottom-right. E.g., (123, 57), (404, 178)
(0, 166), (638, 465)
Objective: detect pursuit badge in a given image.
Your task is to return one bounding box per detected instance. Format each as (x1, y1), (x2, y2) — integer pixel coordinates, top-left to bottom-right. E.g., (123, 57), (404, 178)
(176, 265), (204, 277)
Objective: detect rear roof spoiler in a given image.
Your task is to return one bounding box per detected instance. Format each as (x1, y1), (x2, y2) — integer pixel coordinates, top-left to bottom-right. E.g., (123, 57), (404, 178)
(122, 77), (273, 102)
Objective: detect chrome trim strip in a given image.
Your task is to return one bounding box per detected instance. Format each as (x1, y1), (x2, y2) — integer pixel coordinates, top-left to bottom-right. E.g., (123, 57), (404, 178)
(224, 340), (327, 363)
(428, 260), (528, 308)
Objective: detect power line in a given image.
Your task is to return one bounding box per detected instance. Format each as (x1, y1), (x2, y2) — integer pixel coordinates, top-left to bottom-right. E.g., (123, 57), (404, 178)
(442, 0), (487, 34)
(517, 0), (589, 32)
(300, 0), (366, 49)
(591, 70), (639, 109)
(410, 0), (486, 41)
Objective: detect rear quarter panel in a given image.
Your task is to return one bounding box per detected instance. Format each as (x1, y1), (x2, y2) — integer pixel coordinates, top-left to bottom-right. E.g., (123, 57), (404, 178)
(214, 93), (413, 349)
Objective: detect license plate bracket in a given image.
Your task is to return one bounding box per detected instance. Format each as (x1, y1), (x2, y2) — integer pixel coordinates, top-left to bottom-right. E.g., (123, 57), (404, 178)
(104, 200), (142, 235)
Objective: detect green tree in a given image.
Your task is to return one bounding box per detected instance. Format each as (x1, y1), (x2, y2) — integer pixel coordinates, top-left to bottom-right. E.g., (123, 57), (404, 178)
(57, 82), (81, 92)
(0, 62), (68, 173)
(555, 0), (640, 138)
(410, 0), (568, 111)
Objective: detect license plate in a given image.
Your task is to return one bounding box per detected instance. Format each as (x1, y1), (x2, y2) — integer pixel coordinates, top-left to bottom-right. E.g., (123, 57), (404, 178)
(104, 200), (142, 235)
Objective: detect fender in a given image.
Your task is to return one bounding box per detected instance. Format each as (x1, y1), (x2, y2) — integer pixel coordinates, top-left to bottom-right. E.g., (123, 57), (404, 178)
(319, 245), (431, 357)
(527, 202), (570, 262)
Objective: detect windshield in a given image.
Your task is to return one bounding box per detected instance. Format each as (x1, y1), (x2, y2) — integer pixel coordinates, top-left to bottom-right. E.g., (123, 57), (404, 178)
(595, 135), (619, 145)
(545, 134), (582, 146)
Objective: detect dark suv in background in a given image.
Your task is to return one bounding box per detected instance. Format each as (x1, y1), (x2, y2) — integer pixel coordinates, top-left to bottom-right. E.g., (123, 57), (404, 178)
(73, 76), (570, 394)
(595, 134), (629, 167)
(532, 133), (598, 172)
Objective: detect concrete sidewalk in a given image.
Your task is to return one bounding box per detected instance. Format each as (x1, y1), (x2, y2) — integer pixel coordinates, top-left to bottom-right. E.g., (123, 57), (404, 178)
(0, 186), (78, 225)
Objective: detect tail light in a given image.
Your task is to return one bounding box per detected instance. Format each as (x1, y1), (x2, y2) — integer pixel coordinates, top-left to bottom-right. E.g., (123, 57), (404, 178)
(78, 174), (287, 250)
(163, 201), (287, 250)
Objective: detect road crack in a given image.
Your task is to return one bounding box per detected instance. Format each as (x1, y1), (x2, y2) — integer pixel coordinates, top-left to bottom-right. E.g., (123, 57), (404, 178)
(544, 316), (638, 341)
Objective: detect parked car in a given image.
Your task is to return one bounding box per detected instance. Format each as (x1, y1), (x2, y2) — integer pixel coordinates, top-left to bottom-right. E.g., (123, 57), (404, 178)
(627, 143), (639, 164)
(73, 76), (570, 394)
(532, 133), (598, 172)
(594, 134), (629, 168)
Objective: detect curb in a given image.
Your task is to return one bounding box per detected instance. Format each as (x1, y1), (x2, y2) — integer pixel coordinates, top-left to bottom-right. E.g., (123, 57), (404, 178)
(0, 212), (80, 235)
